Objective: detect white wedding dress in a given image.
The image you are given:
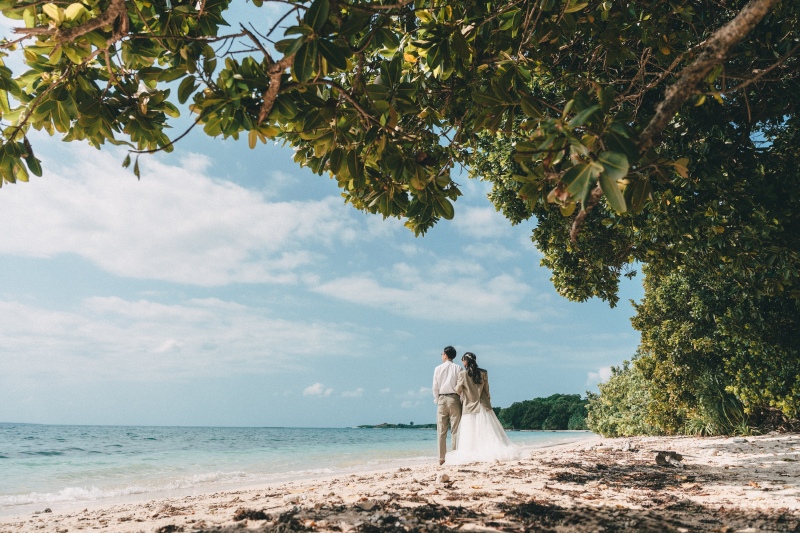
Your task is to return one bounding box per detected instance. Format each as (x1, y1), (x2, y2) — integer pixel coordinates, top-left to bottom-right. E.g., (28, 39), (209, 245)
(445, 406), (522, 465)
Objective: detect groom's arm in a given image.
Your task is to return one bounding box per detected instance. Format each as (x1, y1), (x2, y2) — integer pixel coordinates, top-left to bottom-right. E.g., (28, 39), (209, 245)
(455, 371), (464, 395)
(432, 368), (440, 403)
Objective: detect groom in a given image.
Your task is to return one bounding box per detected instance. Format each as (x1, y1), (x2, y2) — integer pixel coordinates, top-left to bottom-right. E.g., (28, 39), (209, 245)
(432, 345), (462, 465)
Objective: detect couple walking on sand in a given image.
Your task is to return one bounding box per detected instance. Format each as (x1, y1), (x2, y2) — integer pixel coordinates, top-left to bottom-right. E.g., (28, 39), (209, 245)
(432, 346), (521, 465)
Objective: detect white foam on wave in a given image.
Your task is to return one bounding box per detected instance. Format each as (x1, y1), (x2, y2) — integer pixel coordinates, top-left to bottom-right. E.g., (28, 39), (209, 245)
(0, 470), (251, 508)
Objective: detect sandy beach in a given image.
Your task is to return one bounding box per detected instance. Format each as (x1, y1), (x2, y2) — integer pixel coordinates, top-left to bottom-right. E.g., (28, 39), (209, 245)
(2, 432), (798, 532)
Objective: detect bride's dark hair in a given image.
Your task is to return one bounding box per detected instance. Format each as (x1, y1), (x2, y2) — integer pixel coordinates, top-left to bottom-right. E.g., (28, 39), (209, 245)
(462, 352), (483, 385)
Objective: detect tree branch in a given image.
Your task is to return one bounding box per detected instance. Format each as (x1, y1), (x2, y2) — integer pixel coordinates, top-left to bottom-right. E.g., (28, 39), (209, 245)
(257, 54), (295, 124)
(570, 182), (602, 243)
(720, 42), (800, 95)
(13, 0), (128, 43)
(638, 0), (780, 153)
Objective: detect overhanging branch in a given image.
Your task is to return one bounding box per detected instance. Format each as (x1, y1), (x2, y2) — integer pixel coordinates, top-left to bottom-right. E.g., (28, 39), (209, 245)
(638, 0), (781, 153)
(13, 0), (128, 43)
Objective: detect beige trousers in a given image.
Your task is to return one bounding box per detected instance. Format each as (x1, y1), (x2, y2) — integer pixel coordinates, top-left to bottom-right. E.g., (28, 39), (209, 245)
(436, 394), (462, 462)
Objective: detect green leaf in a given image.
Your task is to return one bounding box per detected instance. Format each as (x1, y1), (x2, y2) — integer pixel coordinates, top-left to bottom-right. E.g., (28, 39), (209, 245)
(275, 37), (305, 55)
(42, 3), (62, 23)
(599, 173), (627, 213)
(519, 96), (542, 118)
(318, 39), (347, 70)
(378, 193), (392, 216)
(568, 104), (600, 127)
(598, 151), (629, 182)
(376, 27), (400, 51)
(432, 193), (455, 220)
(366, 83), (390, 101)
(564, 0), (589, 13)
(13, 162), (29, 183)
(24, 151), (42, 177)
(53, 103), (71, 133)
(304, 0), (330, 33)
(272, 95), (298, 119)
(293, 40), (318, 82)
(329, 148), (344, 173)
(451, 30), (471, 60)
(64, 3), (86, 21)
(22, 7), (35, 27)
(625, 179), (651, 214)
(473, 92), (508, 107)
(562, 162), (601, 203)
(177, 76), (197, 104)
(346, 149), (363, 188)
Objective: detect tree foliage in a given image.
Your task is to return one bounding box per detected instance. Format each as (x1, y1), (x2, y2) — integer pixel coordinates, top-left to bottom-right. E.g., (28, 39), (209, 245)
(497, 393), (588, 430)
(632, 267), (800, 428)
(585, 359), (656, 437)
(587, 268), (800, 437)
(1, 0), (796, 244)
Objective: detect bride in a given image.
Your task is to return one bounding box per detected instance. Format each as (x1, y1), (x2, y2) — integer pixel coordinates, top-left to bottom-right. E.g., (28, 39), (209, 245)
(445, 352), (521, 465)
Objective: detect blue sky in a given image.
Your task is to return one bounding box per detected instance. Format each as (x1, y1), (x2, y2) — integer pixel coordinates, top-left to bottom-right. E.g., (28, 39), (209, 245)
(0, 3), (643, 428)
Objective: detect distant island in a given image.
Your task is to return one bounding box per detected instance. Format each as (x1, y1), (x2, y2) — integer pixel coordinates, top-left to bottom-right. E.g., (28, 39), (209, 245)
(357, 422), (436, 429)
(358, 394), (589, 431)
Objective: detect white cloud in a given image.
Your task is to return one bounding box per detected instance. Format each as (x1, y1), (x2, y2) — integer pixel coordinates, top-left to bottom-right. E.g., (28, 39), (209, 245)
(341, 387), (364, 398)
(399, 387), (431, 408)
(380, 388), (391, 394)
(408, 387), (431, 397)
(0, 148), (377, 286)
(153, 338), (185, 354)
(0, 297), (365, 383)
(304, 383), (334, 397)
(462, 242), (517, 260)
(587, 366), (614, 386)
(453, 207), (510, 239)
(311, 262), (539, 322)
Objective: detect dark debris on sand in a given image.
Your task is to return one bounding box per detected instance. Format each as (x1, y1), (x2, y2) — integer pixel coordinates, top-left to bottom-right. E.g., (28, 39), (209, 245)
(175, 444), (800, 533)
(184, 494), (799, 533)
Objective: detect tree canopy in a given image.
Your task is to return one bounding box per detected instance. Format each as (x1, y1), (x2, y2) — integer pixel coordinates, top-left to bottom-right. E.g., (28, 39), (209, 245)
(1, 0), (796, 244)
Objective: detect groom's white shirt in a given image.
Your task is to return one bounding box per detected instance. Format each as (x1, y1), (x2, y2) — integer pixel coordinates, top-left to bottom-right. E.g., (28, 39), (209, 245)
(432, 360), (461, 401)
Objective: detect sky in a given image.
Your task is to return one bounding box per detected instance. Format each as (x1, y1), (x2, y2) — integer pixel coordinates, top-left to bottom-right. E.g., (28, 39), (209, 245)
(0, 3), (643, 428)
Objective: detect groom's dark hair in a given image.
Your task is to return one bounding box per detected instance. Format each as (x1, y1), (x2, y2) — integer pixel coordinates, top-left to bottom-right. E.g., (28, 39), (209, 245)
(443, 346), (456, 360)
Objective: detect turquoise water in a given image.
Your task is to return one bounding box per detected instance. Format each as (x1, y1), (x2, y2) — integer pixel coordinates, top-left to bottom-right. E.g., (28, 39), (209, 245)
(0, 423), (594, 515)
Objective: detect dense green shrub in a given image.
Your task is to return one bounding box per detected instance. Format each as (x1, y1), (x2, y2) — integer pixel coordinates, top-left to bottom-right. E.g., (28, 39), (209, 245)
(585, 359), (657, 437)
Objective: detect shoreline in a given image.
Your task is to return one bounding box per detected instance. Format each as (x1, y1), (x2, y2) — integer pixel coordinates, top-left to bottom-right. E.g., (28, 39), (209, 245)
(0, 431), (594, 520)
(1, 433), (798, 532)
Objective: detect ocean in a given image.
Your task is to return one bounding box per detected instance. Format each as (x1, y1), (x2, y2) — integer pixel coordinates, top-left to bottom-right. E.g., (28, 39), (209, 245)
(0, 423), (594, 516)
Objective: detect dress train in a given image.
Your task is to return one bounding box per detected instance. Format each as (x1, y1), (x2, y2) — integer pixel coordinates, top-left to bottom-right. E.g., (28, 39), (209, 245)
(445, 407), (522, 465)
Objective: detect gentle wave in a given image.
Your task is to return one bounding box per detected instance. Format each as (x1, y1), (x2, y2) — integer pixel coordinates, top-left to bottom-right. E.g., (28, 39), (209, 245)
(0, 466), (343, 508)
(0, 471), (249, 507)
(0, 424), (595, 514)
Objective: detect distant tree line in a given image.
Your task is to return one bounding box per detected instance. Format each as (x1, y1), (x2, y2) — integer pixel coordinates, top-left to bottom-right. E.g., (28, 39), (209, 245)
(496, 394), (588, 430)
